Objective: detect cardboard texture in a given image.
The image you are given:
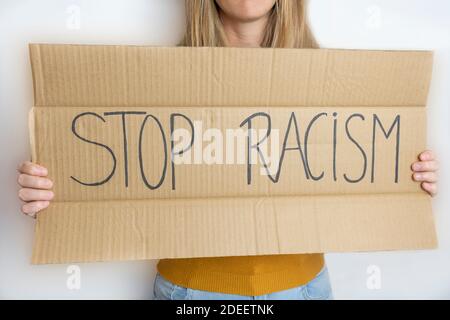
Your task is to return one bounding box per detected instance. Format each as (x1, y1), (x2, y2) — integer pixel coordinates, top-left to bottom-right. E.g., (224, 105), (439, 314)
(29, 44), (437, 264)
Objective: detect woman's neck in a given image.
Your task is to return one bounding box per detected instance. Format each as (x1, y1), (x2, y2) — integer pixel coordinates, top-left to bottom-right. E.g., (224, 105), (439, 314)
(220, 13), (268, 48)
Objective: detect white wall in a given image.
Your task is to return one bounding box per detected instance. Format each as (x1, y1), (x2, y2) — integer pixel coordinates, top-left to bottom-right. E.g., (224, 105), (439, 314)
(0, 0), (449, 299)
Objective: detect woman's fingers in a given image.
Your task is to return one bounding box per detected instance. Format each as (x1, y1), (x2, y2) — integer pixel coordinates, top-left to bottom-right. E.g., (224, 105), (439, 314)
(421, 182), (437, 197)
(413, 171), (438, 183)
(17, 161), (48, 177)
(18, 188), (54, 202)
(17, 162), (53, 217)
(411, 160), (439, 172)
(21, 201), (50, 217)
(419, 150), (435, 161)
(411, 150), (439, 196)
(17, 173), (53, 189)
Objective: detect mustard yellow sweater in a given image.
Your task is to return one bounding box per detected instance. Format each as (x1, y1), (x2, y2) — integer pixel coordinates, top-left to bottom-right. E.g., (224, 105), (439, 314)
(157, 253), (324, 296)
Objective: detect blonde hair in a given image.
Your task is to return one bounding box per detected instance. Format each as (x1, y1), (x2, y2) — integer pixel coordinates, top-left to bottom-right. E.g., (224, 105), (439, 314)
(182, 0), (318, 48)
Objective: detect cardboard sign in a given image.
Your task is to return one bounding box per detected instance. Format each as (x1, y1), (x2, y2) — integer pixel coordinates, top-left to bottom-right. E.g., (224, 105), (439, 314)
(29, 44), (437, 264)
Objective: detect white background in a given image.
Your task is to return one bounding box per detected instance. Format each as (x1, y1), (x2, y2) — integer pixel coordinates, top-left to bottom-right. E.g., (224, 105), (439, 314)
(0, 0), (449, 299)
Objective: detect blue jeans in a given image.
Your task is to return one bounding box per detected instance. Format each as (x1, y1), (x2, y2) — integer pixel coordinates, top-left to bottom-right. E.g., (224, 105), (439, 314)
(153, 266), (333, 300)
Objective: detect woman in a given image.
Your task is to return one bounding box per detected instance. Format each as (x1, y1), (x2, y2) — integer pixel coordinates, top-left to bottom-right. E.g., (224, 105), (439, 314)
(17, 0), (439, 300)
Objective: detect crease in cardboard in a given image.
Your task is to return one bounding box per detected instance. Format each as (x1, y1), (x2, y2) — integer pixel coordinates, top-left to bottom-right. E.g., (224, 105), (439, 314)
(30, 191), (430, 205)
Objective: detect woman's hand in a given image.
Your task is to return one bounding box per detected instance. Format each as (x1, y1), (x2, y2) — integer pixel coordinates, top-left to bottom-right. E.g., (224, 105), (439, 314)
(17, 161), (54, 218)
(411, 150), (439, 196)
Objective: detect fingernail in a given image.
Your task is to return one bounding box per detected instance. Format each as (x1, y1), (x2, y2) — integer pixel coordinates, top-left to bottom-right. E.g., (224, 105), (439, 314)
(414, 173), (422, 180)
(420, 153), (430, 161)
(38, 166), (48, 175)
(32, 167), (43, 175)
(413, 163), (421, 170)
(45, 179), (53, 188)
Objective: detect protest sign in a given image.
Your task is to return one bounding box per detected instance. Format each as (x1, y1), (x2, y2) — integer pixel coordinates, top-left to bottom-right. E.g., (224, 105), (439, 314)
(29, 44), (437, 263)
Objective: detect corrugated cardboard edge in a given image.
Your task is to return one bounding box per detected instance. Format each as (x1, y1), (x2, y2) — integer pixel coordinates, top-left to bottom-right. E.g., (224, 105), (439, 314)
(428, 51), (435, 103)
(29, 45), (44, 107)
(28, 107), (39, 264)
(28, 108), (37, 162)
(28, 45), (38, 262)
(28, 44), (42, 163)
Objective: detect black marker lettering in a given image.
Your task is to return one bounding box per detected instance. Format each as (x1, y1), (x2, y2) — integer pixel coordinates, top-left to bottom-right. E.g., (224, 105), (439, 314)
(304, 112), (327, 181)
(170, 113), (194, 190)
(70, 112), (116, 186)
(371, 114), (401, 183)
(332, 112), (338, 181)
(273, 112), (310, 183)
(343, 113), (367, 183)
(138, 114), (167, 190)
(239, 112), (271, 185)
(103, 111), (146, 187)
